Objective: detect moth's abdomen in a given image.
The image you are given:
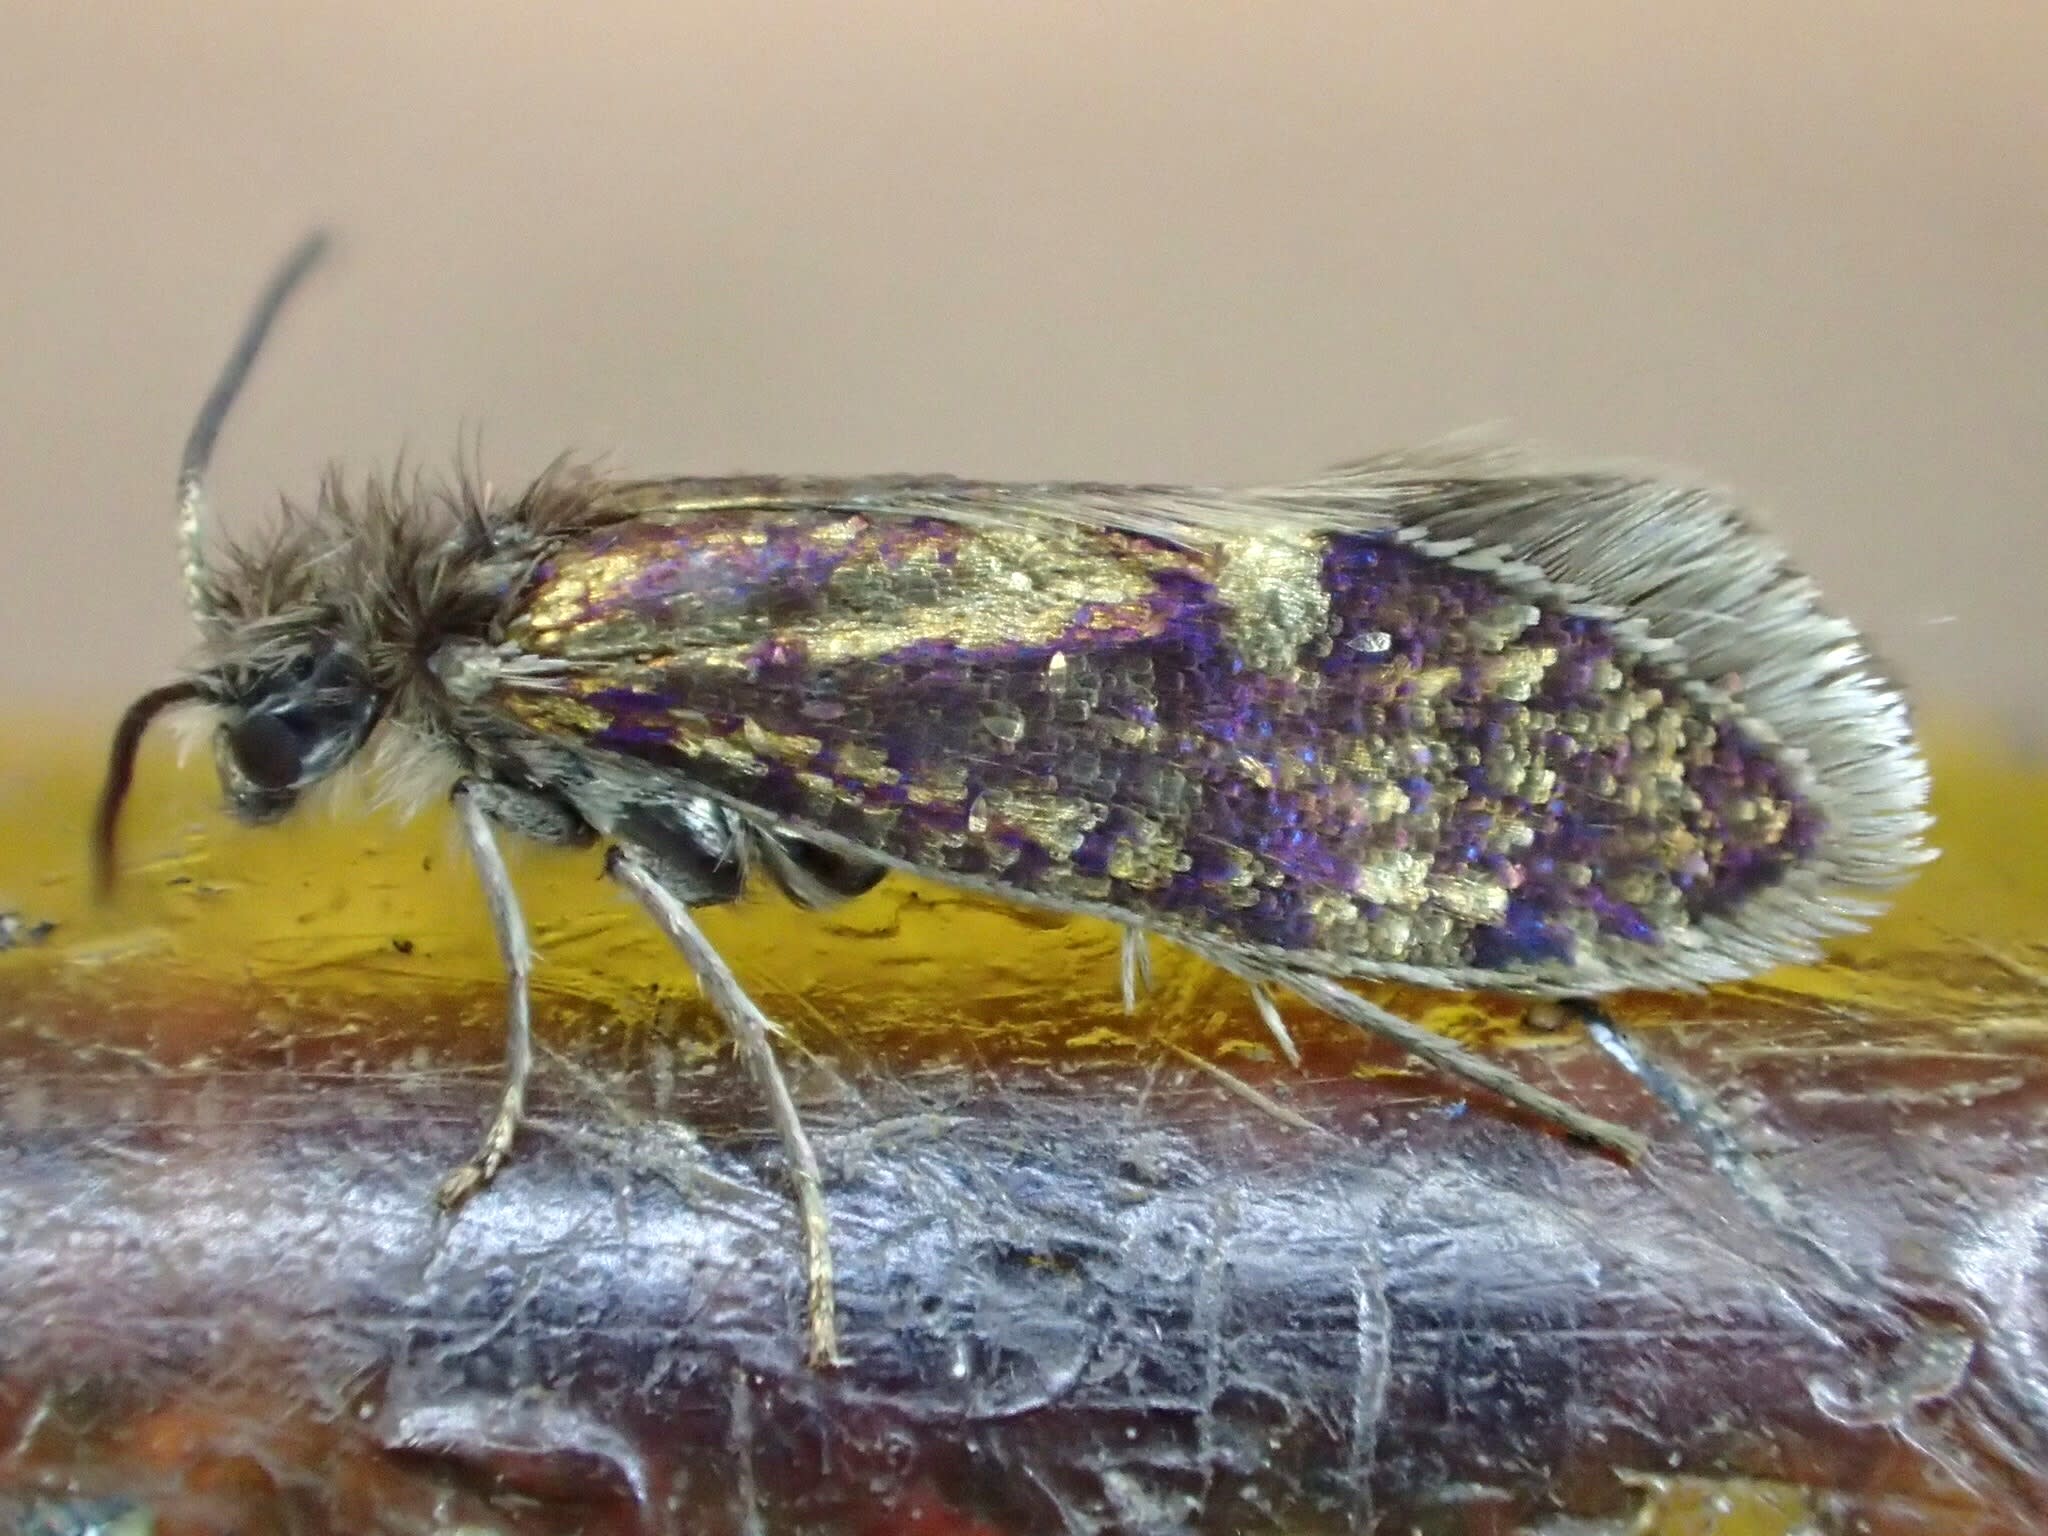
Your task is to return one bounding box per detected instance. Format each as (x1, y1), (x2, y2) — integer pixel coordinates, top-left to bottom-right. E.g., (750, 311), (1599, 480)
(498, 503), (1822, 990)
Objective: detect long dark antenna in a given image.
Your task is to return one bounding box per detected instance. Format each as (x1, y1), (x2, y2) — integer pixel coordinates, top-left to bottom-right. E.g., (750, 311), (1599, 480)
(93, 681), (207, 897)
(179, 230), (333, 627)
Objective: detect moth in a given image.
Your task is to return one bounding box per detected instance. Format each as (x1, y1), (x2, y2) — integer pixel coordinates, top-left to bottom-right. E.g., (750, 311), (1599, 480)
(95, 235), (1932, 1366)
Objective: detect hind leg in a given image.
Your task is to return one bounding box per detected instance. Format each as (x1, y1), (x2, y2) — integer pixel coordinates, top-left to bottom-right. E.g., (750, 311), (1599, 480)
(1262, 967), (1648, 1160)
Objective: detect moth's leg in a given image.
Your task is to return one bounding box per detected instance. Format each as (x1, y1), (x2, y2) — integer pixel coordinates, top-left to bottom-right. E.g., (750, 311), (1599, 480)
(1533, 997), (1722, 1153)
(1244, 980), (1302, 1068)
(753, 828), (887, 911)
(607, 842), (844, 1368)
(1569, 1001), (1708, 1144)
(436, 780), (548, 1209)
(1571, 1001), (1759, 1184)
(460, 778), (597, 848)
(1120, 931), (1299, 1064)
(1119, 927), (1153, 1014)
(1124, 930), (1303, 1067)
(605, 796), (750, 903)
(1569, 999), (1867, 1289)
(1275, 969), (1648, 1160)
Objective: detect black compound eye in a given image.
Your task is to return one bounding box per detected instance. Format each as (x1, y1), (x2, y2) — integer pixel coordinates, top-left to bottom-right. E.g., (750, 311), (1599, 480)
(229, 712), (307, 792)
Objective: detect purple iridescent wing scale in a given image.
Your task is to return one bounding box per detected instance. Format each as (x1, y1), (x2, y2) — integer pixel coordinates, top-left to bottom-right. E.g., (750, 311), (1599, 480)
(487, 479), (1822, 990)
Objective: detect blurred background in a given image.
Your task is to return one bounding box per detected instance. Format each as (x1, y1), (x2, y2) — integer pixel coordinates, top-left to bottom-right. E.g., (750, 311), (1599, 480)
(0, 2), (2041, 744)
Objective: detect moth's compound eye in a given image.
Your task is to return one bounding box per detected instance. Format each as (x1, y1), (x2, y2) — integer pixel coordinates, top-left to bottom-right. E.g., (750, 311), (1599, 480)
(228, 711), (308, 792)
(214, 645), (382, 824)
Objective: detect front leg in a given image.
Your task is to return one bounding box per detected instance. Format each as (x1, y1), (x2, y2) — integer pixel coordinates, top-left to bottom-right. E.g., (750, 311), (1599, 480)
(435, 779), (570, 1209)
(434, 787), (742, 1214)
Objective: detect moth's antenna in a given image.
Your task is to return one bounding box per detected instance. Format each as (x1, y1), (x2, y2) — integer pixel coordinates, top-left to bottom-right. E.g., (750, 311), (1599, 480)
(179, 229), (333, 628)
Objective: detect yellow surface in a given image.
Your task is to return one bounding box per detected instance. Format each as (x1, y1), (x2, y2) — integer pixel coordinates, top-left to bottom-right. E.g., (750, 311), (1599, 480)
(2, 716), (2044, 1066)
(2, 717), (2044, 1536)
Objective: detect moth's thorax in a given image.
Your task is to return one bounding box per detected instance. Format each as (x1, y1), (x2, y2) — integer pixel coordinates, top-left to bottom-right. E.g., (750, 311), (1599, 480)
(489, 502), (1826, 988)
(198, 479), (572, 707)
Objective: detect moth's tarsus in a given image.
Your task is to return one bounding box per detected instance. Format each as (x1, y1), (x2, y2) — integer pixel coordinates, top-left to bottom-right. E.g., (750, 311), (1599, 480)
(1579, 1005), (1733, 1166)
(1165, 1041), (1322, 1135)
(437, 782), (536, 1212)
(1578, 1004), (1876, 1290)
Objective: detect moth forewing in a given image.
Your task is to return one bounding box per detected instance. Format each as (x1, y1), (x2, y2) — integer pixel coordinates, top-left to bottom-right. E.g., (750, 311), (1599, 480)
(485, 469), (1928, 1002)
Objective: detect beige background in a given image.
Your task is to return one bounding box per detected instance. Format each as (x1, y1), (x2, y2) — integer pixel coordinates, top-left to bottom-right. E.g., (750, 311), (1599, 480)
(1, 3), (2042, 743)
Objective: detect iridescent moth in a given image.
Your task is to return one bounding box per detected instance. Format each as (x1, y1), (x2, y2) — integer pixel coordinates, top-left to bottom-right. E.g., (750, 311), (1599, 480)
(95, 236), (1933, 1366)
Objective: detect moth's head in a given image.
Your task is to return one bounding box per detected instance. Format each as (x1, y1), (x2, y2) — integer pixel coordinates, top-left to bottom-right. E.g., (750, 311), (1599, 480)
(93, 231), (355, 895)
(209, 641), (382, 823)
(93, 638), (384, 894)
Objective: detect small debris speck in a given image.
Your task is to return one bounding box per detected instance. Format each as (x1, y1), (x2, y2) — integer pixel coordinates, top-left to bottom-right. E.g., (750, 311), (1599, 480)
(0, 911), (56, 952)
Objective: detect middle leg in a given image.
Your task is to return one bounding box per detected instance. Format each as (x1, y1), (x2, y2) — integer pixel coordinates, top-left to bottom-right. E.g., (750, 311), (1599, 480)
(606, 840), (845, 1368)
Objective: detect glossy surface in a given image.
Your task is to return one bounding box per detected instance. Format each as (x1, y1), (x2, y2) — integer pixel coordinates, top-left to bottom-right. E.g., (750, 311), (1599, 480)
(1, 728), (2044, 1533)
(504, 500), (1816, 979)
